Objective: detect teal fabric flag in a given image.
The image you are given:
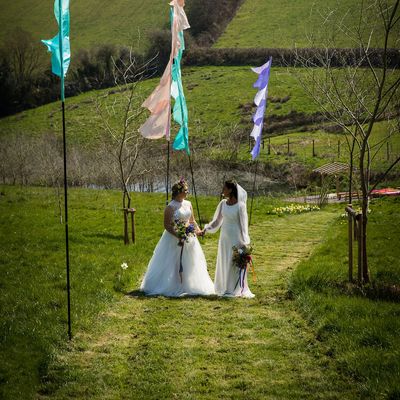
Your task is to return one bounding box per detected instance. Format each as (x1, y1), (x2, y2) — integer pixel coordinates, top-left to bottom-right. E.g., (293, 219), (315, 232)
(42, 0), (71, 100)
(171, 9), (190, 155)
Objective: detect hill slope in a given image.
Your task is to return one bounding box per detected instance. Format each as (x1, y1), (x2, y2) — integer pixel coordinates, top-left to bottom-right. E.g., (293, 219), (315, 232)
(0, 0), (169, 52)
(215, 0), (399, 48)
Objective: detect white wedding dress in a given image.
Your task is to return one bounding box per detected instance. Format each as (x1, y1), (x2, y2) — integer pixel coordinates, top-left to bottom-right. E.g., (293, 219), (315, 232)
(205, 185), (255, 298)
(140, 199), (215, 297)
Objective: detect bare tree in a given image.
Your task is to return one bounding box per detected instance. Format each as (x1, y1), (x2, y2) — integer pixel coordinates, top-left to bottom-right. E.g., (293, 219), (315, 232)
(94, 50), (156, 243)
(4, 27), (41, 85)
(292, 0), (400, 283)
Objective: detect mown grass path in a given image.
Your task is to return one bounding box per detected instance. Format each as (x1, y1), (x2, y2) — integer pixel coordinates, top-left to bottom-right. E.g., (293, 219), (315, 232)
(39, 208), (358, 399)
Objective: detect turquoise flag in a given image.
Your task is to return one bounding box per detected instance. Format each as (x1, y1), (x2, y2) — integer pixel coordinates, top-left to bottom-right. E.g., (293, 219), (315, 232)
(42, 0), (71, 100)
(171, 9), (190, 155)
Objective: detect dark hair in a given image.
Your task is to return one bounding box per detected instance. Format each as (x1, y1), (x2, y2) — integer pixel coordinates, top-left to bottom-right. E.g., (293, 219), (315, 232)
(224, 179), (237, 199)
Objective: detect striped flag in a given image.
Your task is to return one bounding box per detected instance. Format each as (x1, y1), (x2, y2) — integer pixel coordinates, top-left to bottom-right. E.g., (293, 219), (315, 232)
(250, 57), (272, 160)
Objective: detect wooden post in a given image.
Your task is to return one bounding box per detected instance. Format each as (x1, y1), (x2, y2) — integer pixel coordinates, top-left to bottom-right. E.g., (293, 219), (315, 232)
(123, 208), (129, 245)
(129, 208), (136, 244)
(336, 175), (340, 200)
(262, 139), (265, 150)
(123, 208), (136, 244)
(268, 137), (271, 155)
(347, 204), (353, 282)
(287, 138), (290, 155)
(357, 213), (363, 284)
(312, 139), (315, 157)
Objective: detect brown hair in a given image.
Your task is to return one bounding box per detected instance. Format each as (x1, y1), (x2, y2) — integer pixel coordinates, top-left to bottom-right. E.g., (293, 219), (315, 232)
(172, 178), (189, 199)
(224, 179), (238, 199)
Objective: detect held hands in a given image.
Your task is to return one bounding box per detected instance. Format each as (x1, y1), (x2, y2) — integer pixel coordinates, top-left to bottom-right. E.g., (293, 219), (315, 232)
(196, 229), (206, 237)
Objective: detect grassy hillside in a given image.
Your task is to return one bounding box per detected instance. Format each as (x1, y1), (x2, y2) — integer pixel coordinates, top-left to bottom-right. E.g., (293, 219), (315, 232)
(1, 65), (398, 175)
(0, 66), (319, 143)
(215, 0), (399, 49)
(0, 0), (169, 53)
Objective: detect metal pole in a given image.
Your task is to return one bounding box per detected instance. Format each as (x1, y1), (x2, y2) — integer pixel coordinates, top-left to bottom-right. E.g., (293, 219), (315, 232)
(166, 140), (170, 205)
(249, 160), (259, 226)
(58, 0), (72, 341)
(188, 153), (202, 228)
(61, 100), (72, 341)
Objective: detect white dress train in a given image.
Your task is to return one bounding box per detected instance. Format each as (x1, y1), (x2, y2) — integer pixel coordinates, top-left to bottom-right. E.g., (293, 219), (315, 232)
(205, 189), (255, 298)
(140, 199), (215, 297)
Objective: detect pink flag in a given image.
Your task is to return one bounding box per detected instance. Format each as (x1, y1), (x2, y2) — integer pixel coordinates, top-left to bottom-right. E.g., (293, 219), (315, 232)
(139, 0), (190, 140)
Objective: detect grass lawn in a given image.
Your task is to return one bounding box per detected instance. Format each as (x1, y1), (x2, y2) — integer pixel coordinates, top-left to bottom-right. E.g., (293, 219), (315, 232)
(0, 0), (168, 53)
(4, 185), (399, 399)
(290, 196), (400, 399)
(248, 121), (400, 173)
(215, 0), (399, 49)
(0, 66), (319, 145)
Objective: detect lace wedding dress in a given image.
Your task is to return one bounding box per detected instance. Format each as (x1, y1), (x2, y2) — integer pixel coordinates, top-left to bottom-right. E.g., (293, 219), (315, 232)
(140, 199), (215, 297)
(204, 185), (255, 298)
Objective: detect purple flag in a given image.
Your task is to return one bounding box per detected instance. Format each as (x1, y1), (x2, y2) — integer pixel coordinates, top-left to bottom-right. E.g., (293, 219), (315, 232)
(250, 57), (272, 160)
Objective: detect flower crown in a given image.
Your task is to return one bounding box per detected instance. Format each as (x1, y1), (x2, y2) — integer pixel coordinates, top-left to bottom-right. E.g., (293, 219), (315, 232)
(174, 177), (189, 193)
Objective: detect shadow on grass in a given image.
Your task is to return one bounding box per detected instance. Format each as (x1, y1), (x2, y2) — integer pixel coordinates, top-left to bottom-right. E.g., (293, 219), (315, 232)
(85, 232), (122, 241)
(126, 289), (232, 302)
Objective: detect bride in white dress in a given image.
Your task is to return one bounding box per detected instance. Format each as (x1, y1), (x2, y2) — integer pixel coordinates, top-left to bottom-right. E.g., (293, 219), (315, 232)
(203, 180), (255, 298)
(140, 179), (215, 297)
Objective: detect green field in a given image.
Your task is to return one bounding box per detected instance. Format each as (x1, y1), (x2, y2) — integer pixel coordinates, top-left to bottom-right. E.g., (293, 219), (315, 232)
(215, 0), (399, 49)
(0, 0), (169, 53)
(0, 66), (319, 144)
(2, 0), (398, 53)
(1, 186), (399, 399)
(1, 65), (398, 179)
(290, 196), (400, 399)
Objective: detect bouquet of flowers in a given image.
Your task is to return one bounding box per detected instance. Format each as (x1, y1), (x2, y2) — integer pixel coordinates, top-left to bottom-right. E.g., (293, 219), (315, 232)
(232, 244), (255, 292)
(173, 219), (196, 282)
(173, 218), (196, 245)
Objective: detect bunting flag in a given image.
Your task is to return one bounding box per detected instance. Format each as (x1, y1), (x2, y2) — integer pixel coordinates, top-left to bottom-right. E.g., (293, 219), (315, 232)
(41, 0), (71, 100)
(139, 0), (190, 154)
(250, 57), (272, 160)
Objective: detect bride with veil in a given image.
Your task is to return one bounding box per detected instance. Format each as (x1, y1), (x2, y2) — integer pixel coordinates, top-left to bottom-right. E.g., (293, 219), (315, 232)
(202, 180), (255, 298)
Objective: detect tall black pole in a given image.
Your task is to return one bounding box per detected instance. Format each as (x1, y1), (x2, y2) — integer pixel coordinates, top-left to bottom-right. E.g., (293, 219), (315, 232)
(58, 0), (71, 341)
(188, 153), (202, 228)
(61, 101), (72, 341)
(249, 159), (259, 226)
(166, 140), (170, 205)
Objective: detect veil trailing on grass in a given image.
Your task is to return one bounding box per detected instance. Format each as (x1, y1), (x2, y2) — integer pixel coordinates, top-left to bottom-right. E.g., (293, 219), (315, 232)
(237, 183), (250, 245)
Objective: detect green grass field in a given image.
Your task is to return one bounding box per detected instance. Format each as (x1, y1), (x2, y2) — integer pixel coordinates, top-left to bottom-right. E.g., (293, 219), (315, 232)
(1, 186), (399, 399)
(0, 0), (169, 53)
(215, 0), (399, 49)
(289, 196), (400, 399)
(0, 66), (340, 143)
(251, 122), (400, 173)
